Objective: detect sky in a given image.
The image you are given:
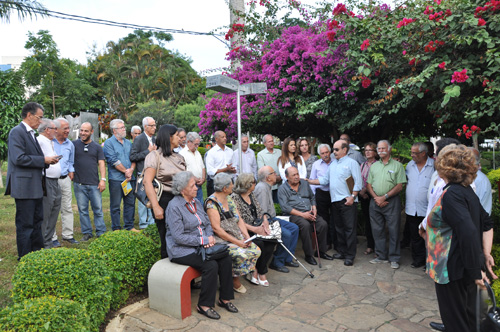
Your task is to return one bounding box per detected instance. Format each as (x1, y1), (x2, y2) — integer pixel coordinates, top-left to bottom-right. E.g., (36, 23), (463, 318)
(0, 0), (237, 75)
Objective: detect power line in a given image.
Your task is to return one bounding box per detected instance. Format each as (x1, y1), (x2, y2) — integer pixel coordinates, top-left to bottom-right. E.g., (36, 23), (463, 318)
(0, 0), (229, 46)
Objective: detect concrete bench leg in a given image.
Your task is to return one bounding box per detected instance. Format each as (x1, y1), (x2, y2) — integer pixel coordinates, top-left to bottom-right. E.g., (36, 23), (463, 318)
(148, 258), (201, 319)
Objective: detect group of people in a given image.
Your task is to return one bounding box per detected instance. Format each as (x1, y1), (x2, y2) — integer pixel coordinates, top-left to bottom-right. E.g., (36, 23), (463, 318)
(6, 102), (496, 329)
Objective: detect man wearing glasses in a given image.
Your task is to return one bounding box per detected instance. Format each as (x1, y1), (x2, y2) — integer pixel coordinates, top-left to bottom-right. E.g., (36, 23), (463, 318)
(366, 140), (406, 269)
(6, 102), (60, 259)
(73, 122), (107, 241)
(130, 117), (157, 229)
(179, 132), (206, 203)
(103, 119), (137, 232)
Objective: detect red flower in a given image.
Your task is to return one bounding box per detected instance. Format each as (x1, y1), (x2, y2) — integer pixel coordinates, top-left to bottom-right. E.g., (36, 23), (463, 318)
(462, 124), (469, 132)
(326, 31), (336, 42)
(409, 58), (416, 66)
(360, 39), (370, 51)
(361, 77), (371, 88)
(471, 125), (480, 133)
(332, 3), (347, 15)
(397, 18), (415, 28)
(451, 69), (469, 83)
(328, 20), (339, 30)
(456, 129), (462, 137)
(483, 79), (490, 87)
(438, 62), (446, 69)
(424, 6), (434, 15)
(465, 132), (473, 139)
(478, 18), (486, 26)
(395, 79), (401, 84)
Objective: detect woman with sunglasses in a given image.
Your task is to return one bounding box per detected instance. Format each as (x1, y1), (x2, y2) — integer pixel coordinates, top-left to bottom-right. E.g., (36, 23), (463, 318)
(165, 171), (237, 320)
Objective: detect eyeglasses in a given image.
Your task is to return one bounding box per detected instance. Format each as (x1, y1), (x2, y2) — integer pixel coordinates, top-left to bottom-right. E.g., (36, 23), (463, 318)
(48, 127), (57, 130)
(269, 171), (276, 175)
(411, 151), (424, 155)
(116, 126), (126, 130)
(333, 148), (341, 151)
(84, 144), (89, 152)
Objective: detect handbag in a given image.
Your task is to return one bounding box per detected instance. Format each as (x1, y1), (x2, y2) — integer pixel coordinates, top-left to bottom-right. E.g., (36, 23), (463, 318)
(252, 213), (282, 241)
(135, 150), (163, 209)
(478, 281), (500, 332)
(196, 243), (229, 261)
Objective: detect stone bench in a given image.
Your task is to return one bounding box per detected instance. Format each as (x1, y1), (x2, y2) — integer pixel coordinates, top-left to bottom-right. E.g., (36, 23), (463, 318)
(148, 258), (201, 320)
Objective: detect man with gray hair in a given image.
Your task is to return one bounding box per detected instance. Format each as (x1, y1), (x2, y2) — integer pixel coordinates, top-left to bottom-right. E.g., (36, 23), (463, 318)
(130, 126), (142, 142)
(257, 134), (282, 203)
(338, 133), (366, 165)
(52, 117), (78, 245)
(232, 134), (257, 178)
(470, 147), (493, 215)
(367, 140), (406, 269)
(103, 119), (138, 232)
(130, 117), (157, 229)
(173, 128), (187, 153)
(37, 118), (61, 248)
(205, 130), (235, 196)
(404, 142), (434, 268)
(179, 132), (206, 202)
(254, 166), (299, 273)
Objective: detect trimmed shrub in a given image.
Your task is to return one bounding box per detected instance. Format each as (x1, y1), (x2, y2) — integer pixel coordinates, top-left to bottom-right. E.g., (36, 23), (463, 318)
(88, 231), (160, 308)
(0, 296), (90, 332)
(487, 169), (500, 243)
(142, 223), (161, 248)
(11, 248), (112, 332)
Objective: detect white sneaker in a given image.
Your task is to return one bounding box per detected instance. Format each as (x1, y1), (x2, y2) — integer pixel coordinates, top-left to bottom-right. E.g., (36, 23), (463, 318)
(370, 258), (389, 264)
(390, 261), (400, 269)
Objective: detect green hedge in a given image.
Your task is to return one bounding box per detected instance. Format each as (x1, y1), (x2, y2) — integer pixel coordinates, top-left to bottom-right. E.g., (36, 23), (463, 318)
(0, 296), (90, 332)
(88, 231), (160, 308)
(142, 223), (161, 248)
(11, 248), (112, 332)
(487, 169), (500, 244)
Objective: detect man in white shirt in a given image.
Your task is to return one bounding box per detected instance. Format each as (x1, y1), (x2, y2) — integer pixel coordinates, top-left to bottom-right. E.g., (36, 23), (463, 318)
(180, 132), (206, 202)
(232, 134), (257, 179)
(173, 128), (186, 153)
(205, 131), (236, 196)
(257, 134), (282, 203)
(37, 118), (62, 249)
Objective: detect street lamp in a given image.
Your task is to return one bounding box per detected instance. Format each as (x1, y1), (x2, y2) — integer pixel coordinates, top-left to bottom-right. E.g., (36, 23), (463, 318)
(206, 75), (267, 171)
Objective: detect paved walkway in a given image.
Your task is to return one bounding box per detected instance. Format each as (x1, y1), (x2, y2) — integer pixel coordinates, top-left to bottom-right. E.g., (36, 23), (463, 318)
(107, 239), (440, 332)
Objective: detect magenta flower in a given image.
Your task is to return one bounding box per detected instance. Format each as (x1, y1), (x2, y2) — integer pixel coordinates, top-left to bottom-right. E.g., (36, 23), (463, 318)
(360, 39), (370, 51)
(438, 62), (446, 69)
(397, 18), (415, 28)
(451, 69), (469, 83)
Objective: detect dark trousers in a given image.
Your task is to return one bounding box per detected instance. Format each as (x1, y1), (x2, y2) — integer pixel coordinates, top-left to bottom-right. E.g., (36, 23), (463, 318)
(315, 189), (337, 248)
(435, 278), (477, 332)
(206, 177), (214, 197)
(42, 178), (61, 248)
(406, 214), (426, 265)
(252, 238), (276, 275)
(360, 196), (375, 249)
(156, 191), (175, 259)
(289, 215), (328, 257)
(15, 198), (44, 259)
(332, 200), (358, 260)
(171, 253), (234, 307)
(272, 189), (279, 204)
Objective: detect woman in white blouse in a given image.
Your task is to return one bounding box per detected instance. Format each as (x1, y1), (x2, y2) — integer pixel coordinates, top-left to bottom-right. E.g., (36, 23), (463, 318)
(277, 137), (306, 181)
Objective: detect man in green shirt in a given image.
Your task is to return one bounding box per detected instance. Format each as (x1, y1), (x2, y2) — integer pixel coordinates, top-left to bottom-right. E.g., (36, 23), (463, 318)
(366, 140), (407, 269)
(257, 134), (282, 203)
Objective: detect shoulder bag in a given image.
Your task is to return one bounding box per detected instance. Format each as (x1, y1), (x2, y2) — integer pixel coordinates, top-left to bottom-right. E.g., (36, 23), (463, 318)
(135, 150), (163, 208)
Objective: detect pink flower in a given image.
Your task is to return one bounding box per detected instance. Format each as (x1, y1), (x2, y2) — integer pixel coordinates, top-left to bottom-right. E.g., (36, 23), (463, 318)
(397, 18), (415, 28)
(326, 31), (336, 42)
(434, 0), (441, 4)
(361, 77), (371, 88)
(328, 20), (339, 29)
(438, 62), (446, 69)
(402, 50), (407, 55)
(395, 79), (401, 84)
(478, 18), (487, 26)
(360, 39), (370, 51)
(333, 3), (347, 16)
(451, 69), (469, 83)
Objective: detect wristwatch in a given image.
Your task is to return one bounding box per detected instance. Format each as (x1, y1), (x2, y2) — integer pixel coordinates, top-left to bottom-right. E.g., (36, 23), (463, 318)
(351, 194), (356, 198)
(101, 178), (106, 181)
(384, 193), (389, 199)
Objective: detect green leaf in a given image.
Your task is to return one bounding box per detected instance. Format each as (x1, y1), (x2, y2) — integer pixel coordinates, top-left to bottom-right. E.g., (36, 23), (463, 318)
(363, 68), (371, 76)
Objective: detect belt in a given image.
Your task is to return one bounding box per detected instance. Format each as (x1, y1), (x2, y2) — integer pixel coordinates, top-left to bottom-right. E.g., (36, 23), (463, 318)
(59, 175), (68, 179)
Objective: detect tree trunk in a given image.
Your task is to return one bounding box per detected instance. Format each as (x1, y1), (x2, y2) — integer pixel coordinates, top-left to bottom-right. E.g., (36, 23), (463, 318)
(229, 0), (245, 70)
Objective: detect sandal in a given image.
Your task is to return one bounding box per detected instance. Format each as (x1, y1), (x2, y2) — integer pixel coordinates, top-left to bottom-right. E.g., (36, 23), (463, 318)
(364, 248), (374, 255)
(218, 299), (238, 313)
(246, 274), (259, 285)
(258, 275), (269, 287)
(197, 305), (220, 320)
(233, 284), (247, 293)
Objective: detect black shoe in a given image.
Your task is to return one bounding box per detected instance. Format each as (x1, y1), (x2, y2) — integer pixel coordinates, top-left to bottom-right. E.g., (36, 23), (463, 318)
(332, 253), (345, 260)
(400, 241), (410, 249)
(217, 299), (238, 313)
(63, 238), (79, 244)
(191, 280), (202, 289)
(269, 264), (289, 273)
(314, 252), (334, 260)
(344, 259), (354, 266)
(197, 305), (220, 320)
(411, 262), (425, 268)
(285, 261), (299, 268)
(81, 234), (93, 242)
(305, 256), (317, 265)
(429, 322), (445, 331)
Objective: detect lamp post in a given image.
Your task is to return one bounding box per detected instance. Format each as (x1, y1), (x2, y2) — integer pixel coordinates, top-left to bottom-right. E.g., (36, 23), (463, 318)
(206, 75), (267, 170)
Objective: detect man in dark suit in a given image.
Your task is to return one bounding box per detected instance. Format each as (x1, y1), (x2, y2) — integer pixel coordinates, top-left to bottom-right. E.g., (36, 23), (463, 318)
(5, 102), (59, 259)
(130, 116), (156, 229)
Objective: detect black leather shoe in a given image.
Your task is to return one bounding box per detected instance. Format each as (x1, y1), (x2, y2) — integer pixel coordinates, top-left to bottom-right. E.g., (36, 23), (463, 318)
(314, 252), (334, 260)
(429, 322), (445, 331)
(217, 299), (238, 313)
(269, 264), (289, 273)
(285, 261), (299, 268)
(305, 256), (317, 265)
(411, 261), (425, 268)
(344, 259), (354, 266)
(197, 306), (220, 320)
(332, 253), (345, 260)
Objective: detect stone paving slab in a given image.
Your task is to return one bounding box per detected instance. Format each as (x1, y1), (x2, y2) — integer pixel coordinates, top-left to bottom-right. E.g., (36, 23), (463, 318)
(107, 240), (440, 331)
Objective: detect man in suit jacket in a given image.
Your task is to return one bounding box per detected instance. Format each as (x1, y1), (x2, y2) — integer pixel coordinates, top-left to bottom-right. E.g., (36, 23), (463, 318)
(130, 116), (156, 229)
(5, 102), (59, 259)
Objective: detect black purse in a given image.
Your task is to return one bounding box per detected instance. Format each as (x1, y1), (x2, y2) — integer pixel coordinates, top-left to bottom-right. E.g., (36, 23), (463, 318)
(478, 281), (500, 332)
(197, 243), (229, 261)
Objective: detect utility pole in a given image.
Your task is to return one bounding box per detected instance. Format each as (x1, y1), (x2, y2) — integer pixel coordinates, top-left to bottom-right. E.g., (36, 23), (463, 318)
(229, 0), (244, 70)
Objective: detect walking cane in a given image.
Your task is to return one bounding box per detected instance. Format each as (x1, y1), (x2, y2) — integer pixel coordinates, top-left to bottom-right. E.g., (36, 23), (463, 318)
(312, 219), (322, 268)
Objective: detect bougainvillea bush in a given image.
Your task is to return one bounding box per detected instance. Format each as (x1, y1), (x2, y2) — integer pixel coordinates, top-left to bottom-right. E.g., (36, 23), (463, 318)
(201, 0), (500, 142)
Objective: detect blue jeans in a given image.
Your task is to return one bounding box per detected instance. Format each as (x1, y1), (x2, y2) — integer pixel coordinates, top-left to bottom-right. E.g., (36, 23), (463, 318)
(196, 184), (204, 204)
(74, 183), (106, 236)
(137, 200), (155, 229)
(109, 180), (136, 231)
(272, 218), (299, 267)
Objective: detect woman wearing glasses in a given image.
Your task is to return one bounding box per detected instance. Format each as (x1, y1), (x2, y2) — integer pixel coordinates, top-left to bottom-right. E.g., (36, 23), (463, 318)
(165, 171), (237, 320)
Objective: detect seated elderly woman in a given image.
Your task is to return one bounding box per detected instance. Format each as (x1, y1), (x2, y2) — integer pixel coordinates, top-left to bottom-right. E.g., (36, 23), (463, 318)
(231, 173), (277, 287)
(205, 173), (261, 294)
(165, 171), (237, 320)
